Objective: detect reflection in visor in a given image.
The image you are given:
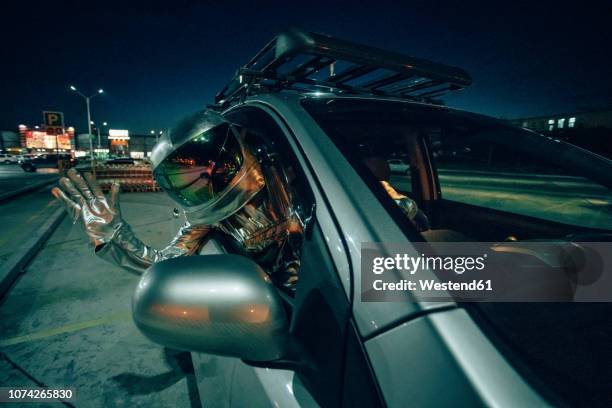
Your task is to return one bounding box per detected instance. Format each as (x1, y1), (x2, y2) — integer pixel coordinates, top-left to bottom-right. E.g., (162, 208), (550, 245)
(154, 123), (244, 207)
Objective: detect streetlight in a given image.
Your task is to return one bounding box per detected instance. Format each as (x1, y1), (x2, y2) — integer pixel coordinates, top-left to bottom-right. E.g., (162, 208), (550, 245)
(92, 121), (109, 150)
(150, 129), (163, 143)
(69, 85), (104, 161)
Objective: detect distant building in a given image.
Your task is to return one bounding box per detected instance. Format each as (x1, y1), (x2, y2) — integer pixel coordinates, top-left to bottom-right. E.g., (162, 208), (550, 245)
(0, 131), (20, 153)
(0, 125), (160, 159)
(74, 131), (159, 159)
(509, 108), (612, 132)
(509, 108), (612, 159)
(0, 125), (77, 154)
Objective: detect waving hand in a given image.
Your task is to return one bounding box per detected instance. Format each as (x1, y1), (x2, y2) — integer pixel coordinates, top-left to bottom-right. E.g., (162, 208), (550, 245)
(51, 168), (123, 246)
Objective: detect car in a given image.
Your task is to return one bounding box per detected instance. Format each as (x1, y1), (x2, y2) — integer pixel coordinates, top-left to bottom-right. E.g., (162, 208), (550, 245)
(21, 153), (76, 172)
(131, 30), (612, 407)
(16, 153), (39, 163)
(0, 153), (18, 164)
(387, 158), (410, 174)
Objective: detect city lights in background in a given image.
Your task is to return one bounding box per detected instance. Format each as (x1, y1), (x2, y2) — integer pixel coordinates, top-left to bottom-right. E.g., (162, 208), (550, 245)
(108, 129), (130, 139)
(150, 129), (163, 142)
(69, 85), (103, 94)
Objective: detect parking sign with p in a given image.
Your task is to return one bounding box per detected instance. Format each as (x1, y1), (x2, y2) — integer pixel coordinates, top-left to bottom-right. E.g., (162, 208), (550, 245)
(43, 111), (64, 135)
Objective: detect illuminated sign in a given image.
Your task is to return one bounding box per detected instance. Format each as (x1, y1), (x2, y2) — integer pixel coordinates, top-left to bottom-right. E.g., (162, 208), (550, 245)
(108, 129), (130, 140)
(43, 111), (64, 136)
(25, 130), (71, 150)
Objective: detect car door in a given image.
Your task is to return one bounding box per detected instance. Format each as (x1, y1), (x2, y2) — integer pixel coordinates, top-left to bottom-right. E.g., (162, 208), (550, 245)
(192, 236), (320, 408)
(190, 105), (357, 408)
(422, 126), (612, 406)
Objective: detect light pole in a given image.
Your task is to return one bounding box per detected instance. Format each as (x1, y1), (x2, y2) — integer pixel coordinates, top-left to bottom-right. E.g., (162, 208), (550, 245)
(69, 85), (104, 162)
(150, 129), (163, 143)
(149, 130), (163, 157)
(93, 121), (108, 150)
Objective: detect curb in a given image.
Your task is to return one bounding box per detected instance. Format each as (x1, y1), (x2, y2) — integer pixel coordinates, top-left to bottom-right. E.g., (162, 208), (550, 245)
(0, 179), (58, 203)
(0, 206), (66, 299)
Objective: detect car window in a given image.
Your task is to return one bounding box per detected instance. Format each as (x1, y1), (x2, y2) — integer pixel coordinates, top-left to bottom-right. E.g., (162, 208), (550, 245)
(225, 106), (315, 213)
(430, 130), (612, 230)
(388, 158), (412, 193)
(302, 99), (430, 217)
(303, 98), (612, 233)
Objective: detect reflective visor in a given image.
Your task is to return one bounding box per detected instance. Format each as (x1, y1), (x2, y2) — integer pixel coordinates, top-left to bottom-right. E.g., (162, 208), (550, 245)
(153, 123), (244, 208)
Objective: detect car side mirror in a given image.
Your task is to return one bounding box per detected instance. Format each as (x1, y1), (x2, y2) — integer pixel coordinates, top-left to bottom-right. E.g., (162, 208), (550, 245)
(132, 254), (290, 362)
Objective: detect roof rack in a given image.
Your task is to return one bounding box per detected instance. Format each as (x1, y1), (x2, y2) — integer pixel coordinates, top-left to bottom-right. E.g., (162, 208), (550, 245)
(213, 29), (472, 110)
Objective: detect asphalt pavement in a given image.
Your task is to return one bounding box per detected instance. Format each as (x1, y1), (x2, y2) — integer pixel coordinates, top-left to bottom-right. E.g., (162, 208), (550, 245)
(0, 186), (61, 271)
(0, 164), (57, 195)
(0, 192), (201, 408)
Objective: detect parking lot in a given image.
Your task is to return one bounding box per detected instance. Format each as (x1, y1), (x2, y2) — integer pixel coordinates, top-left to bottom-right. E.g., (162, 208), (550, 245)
(0, 190), (202, 407)
(0, 164), (57, 196)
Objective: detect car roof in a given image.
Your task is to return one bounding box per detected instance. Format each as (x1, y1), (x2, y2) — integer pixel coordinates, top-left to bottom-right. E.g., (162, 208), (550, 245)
(242, 91), (514, 130)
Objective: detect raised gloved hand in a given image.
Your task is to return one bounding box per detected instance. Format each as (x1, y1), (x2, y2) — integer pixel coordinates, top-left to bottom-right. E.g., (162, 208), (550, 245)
(51, 168), (123, 247)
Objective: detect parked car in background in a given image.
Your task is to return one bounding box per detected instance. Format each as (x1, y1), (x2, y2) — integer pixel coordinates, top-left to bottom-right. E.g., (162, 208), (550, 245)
(16, 154), (39, 163)
(387, 158), (410, 174)
(21, 154), (76, 172)
(0, 153), (18, 164)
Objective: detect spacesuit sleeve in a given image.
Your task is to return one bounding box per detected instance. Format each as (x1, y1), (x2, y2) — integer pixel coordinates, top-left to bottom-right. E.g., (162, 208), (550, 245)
(94, 220), (210, 274)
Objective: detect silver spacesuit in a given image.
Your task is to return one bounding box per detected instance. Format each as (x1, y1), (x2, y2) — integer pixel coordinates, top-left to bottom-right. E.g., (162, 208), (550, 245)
(52, 111), (308, 288)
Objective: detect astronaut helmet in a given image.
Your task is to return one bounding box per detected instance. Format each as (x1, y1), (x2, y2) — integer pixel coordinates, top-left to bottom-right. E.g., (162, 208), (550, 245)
(150, 110), (265, 224)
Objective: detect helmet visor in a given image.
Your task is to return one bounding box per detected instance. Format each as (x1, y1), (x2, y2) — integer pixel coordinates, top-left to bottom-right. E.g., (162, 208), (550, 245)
(153, 122), (244, 208)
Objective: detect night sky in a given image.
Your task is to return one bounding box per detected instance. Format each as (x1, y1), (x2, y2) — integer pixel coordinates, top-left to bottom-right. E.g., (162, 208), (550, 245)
(3, 1), (611, 134)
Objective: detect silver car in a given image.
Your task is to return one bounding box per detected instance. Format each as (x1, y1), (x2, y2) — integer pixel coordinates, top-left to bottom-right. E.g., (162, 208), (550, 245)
(132, 30), (612, 407)
(0, 153), (18, 164)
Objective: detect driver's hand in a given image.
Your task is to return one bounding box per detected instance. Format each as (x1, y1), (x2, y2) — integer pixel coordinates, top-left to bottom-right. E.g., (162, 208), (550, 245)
(51, 168), (123, 246)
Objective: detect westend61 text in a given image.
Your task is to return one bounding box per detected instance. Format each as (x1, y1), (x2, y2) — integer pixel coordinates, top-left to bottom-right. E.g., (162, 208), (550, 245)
(373, 279), (493, 292)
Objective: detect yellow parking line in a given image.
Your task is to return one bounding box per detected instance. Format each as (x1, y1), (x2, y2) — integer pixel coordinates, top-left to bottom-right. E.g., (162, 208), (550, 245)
(0, 311), (132, 348)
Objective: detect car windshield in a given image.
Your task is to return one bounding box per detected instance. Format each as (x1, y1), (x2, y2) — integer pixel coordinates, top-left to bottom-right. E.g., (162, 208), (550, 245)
(303, 97), (612, 234)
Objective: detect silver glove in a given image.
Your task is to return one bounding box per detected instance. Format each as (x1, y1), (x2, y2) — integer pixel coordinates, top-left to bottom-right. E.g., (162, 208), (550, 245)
(52, 168), (209, 273)
(52, 168), (122, 246)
